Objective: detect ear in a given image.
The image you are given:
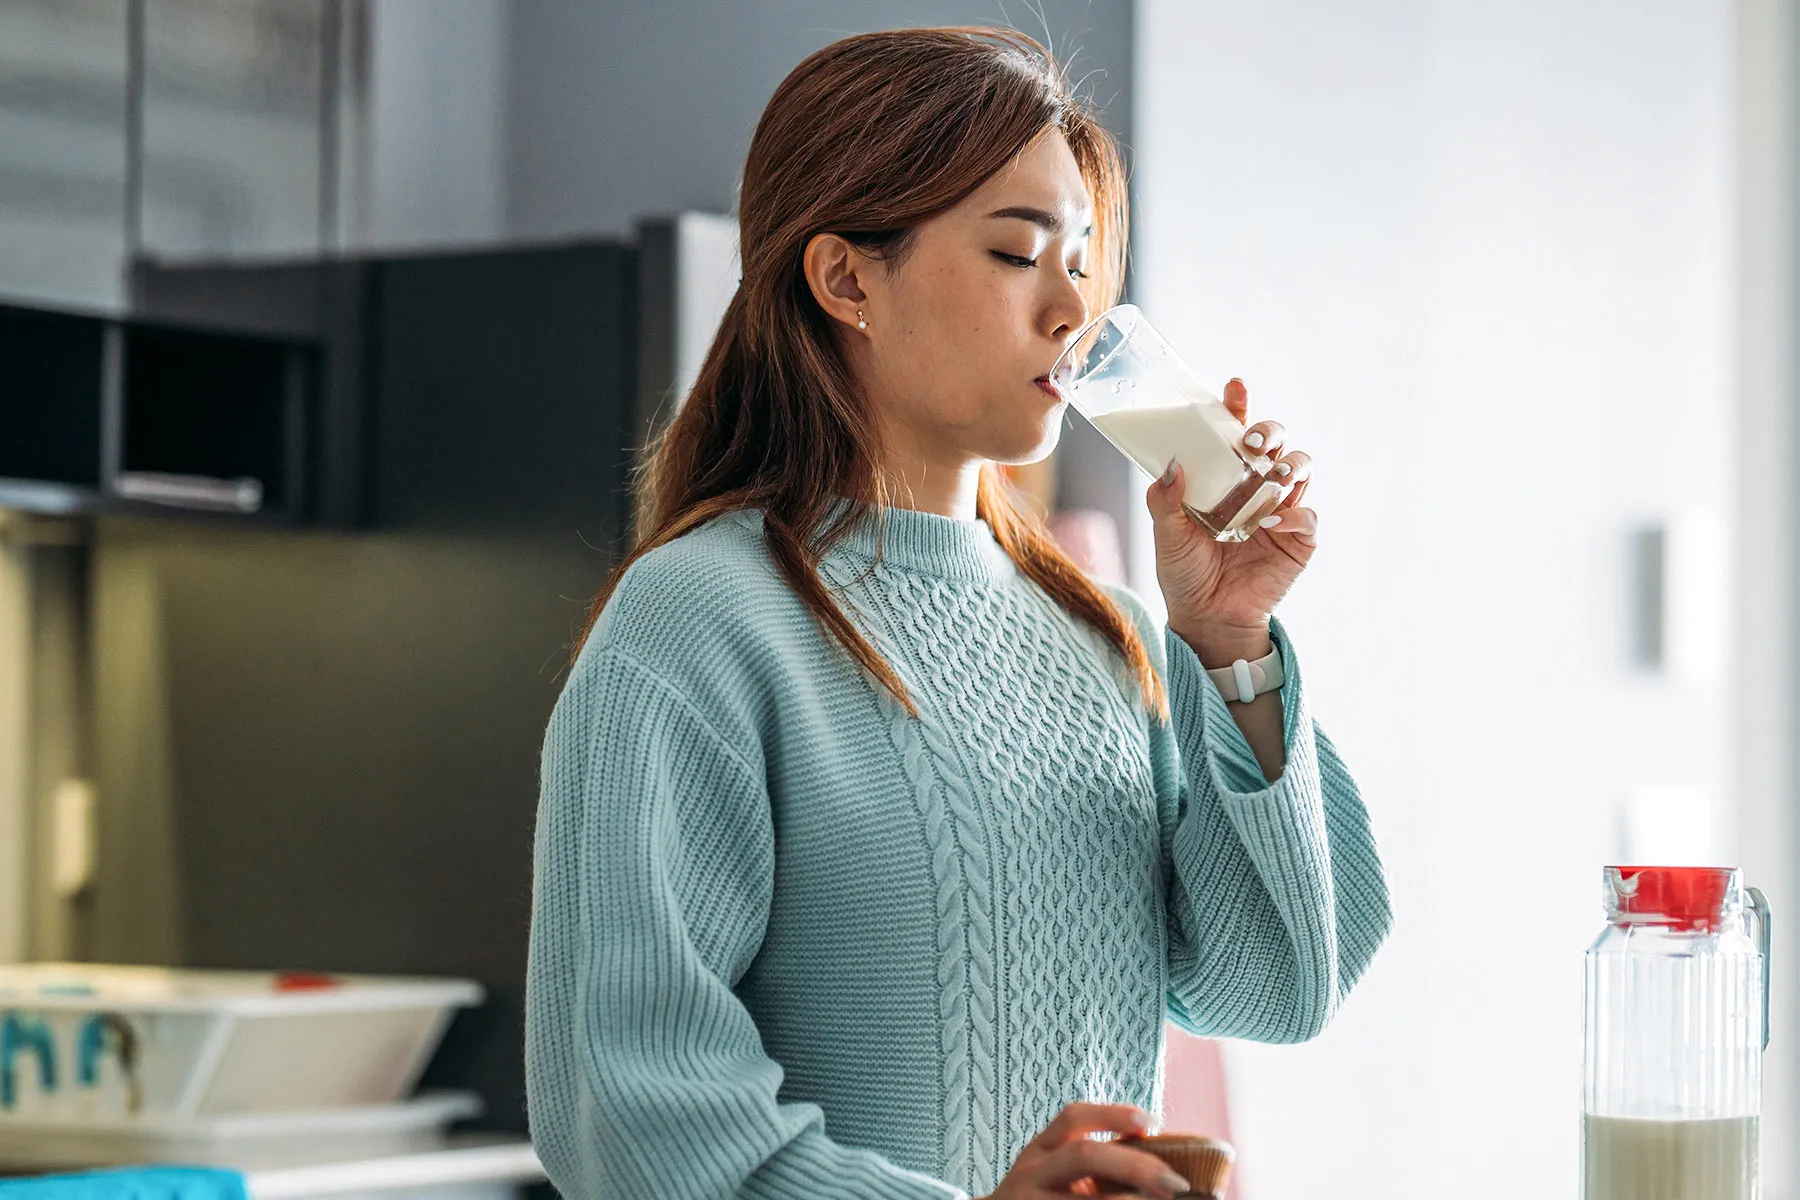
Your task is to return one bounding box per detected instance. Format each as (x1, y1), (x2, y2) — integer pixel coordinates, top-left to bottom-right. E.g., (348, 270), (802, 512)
(803, 232), (872, 334)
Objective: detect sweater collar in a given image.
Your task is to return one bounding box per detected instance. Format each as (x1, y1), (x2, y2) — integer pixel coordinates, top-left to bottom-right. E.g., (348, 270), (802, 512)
(817, 496), (1016, 584)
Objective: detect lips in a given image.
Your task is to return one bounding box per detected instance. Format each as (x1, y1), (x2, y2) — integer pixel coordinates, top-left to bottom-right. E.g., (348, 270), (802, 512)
(1035, 375), (1062, 400)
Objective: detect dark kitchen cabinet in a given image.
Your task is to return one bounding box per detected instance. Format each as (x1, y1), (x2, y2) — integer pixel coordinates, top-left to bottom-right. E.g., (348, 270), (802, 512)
(129, 241), (639, 536)
(0, 300), (318, 523)
(6, 242), (637, 532)
(0, 303), (111, 513)
(114, 319), (317, 520)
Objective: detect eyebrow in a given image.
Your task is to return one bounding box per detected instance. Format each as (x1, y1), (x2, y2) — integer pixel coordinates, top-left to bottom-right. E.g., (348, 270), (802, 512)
(986, 206), (1093, 238)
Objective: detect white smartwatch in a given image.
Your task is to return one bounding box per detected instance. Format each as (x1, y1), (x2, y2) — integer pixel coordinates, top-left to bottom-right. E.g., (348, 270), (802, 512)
(1205, 642), (1285, 703)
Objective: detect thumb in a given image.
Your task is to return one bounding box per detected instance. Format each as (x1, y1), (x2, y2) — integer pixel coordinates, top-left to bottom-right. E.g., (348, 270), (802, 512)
(1145, 460), (1192, 539)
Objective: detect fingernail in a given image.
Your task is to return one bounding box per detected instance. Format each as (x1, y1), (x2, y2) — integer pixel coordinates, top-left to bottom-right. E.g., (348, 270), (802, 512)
(1131, 1110), (1156, 1132)
(1260, 514), (1283, 528)
(1159, 460), (1177, 486)
(1273, 461), (1291, 476)
(1160, 1170), (1192, 1195)
(1244, 431), (1265, 449)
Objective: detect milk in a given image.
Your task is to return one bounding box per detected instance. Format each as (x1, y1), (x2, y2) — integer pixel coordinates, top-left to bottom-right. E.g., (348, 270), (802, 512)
(1089, 400), (1252, 513)
(1583, 1114), (1758, 1200)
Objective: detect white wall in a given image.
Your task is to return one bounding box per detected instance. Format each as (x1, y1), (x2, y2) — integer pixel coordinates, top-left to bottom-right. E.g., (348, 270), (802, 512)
(1135, 3), (1743, 1197)
(1734, 0), (1799, 1192)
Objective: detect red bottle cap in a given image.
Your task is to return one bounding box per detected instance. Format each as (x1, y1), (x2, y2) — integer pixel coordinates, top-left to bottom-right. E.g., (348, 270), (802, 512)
(273, 970), (342, 991)
(1606, 865), (1738, 931)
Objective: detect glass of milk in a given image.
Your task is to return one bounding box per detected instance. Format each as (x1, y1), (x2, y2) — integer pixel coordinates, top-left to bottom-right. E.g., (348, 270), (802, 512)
(1047, 304), (1289, 542)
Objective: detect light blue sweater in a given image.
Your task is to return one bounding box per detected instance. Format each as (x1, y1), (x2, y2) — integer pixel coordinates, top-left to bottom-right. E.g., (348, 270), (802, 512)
(525, 501), (1391, 1199)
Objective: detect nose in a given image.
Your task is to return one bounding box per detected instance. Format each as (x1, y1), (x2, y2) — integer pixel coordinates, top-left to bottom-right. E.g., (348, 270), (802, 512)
(1046, 271), (1091, 344)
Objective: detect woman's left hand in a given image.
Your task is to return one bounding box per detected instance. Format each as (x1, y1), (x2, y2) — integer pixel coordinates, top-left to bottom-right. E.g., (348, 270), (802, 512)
(1147, 378), (1317, 659)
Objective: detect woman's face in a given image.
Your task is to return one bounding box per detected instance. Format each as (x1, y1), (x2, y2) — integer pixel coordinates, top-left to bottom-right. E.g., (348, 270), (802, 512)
(809, 129), (1096, 478)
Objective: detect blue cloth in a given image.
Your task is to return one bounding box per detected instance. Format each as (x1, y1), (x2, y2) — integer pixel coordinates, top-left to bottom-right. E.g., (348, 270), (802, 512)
(526, 500), (1393, 1199)
(0, 1168), (246, 1200)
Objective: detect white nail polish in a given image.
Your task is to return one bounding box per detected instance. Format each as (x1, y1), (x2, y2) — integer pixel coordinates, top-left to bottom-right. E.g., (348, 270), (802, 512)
(1245, 431), (1265, 449)
(1259, 514), (1283, 528)
(1274, 462), (1291, 476)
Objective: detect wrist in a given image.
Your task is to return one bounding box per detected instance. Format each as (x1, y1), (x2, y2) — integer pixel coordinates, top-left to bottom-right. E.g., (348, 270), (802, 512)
(1171, 618), (1273, 670)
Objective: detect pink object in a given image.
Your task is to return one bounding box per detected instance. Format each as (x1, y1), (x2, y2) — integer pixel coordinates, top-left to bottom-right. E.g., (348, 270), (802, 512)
(1162, 1026), (1244, 1199)
(1046, 509), (1126, 586)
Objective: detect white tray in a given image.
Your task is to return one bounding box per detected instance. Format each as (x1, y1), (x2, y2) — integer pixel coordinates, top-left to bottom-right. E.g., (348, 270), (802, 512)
(0, 1091), (484, 1171)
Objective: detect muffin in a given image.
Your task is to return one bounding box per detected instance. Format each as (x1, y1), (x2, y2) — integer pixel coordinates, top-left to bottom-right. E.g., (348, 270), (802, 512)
(1094, 1133), (1236, 1198)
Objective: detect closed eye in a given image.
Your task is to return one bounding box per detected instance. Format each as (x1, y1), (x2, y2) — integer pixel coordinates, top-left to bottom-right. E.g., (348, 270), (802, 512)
(992, 250), (1089, 281)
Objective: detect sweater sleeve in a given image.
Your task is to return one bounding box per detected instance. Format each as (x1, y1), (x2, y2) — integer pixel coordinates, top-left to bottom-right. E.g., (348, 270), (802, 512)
(525, 643), (967, 1200)
(1151, 615), (1393, 1044)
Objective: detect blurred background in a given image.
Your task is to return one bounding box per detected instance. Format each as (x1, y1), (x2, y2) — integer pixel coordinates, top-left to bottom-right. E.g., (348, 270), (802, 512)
(0, 1), (1789, 1198)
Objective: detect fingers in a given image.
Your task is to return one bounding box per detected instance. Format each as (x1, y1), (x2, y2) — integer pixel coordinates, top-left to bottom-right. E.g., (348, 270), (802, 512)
(1222, 376), (1283, 457)
(1029, 1102), (1156, 1151)
(1222, 377), (1249, 424)
(1284, 474), (1310, 511)
(1033, 1139), (1191, 1199)
(1145, 422), (1315, 542)
(1269, 449), (1310, 488)
(1258, 504), (1318, 540)
(1243, 419), (1285, 458)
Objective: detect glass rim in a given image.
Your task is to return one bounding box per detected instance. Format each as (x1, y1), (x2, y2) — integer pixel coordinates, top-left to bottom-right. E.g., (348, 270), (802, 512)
(1049, 302), (1144, 390)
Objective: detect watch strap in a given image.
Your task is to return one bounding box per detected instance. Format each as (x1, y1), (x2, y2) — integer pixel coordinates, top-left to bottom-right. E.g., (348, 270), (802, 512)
(1204, 642), (1285, 703)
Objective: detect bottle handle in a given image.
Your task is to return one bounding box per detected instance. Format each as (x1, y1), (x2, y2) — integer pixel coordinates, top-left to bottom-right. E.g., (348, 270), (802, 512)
(1749, 886), (1773, 1051)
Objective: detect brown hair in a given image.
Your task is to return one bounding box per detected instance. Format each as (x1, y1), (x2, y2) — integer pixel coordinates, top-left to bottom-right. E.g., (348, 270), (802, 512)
(577, 25), (1168, 722)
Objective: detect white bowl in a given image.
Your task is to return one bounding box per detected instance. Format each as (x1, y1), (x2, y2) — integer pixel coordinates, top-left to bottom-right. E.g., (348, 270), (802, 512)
(0, 964), (483, 1123)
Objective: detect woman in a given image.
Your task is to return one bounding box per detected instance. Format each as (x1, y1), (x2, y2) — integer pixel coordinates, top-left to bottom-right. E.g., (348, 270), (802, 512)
(526, 26), (1390, 1200)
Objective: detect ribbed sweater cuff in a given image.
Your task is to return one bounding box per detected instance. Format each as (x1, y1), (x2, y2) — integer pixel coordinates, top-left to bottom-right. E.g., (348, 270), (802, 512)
(1164, 614), (1306, 794)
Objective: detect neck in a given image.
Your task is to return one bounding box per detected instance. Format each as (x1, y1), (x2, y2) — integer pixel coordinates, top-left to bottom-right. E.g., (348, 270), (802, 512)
(870, 416), (984, 520)
(877, 465), (983, 521)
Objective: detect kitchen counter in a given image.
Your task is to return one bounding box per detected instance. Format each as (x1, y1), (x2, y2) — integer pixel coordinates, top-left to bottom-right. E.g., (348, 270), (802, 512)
(245, 1136), (544, 1200)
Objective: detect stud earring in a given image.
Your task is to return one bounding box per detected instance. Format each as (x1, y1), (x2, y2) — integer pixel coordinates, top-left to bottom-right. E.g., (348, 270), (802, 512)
(856, 310), (868, 330)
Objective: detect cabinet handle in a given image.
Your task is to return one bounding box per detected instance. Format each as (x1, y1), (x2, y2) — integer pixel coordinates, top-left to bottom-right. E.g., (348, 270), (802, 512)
(113, 471), (263, 512)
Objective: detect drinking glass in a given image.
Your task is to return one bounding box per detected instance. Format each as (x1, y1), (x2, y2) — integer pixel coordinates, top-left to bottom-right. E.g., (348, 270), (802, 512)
(1048, 304), (1290, 542)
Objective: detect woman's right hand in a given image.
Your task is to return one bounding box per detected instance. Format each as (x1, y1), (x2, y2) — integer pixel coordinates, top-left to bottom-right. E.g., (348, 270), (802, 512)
(980, 1103), (1193, 1199)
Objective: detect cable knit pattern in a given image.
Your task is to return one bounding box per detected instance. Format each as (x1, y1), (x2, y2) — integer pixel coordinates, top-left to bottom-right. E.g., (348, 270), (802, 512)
(526, 500), (1392, 1200)
(846, 561), (1167, 1189)
(846, 602), (1000, 1189)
